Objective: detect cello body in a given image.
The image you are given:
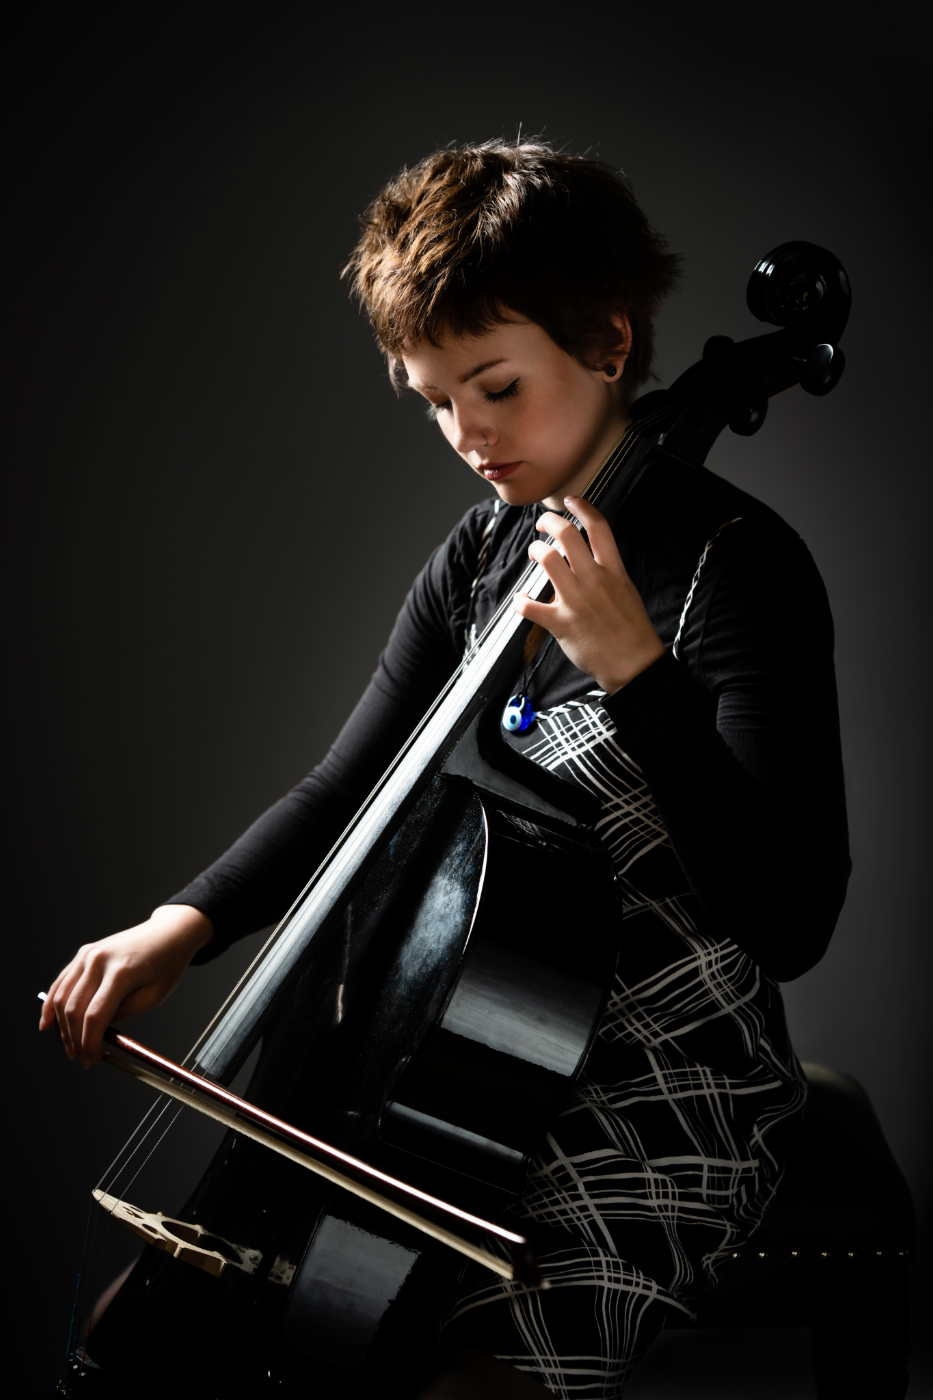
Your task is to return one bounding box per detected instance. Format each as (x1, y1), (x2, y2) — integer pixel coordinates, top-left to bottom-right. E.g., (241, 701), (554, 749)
(61, 241), (851, 1398)
(87, 771), (620, 1398)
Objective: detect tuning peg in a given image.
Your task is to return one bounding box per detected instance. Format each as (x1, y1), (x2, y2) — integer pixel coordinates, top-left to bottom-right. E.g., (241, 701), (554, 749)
(703, 335), (734, 358)
(800, 343), (846, 396)
(729, 396), (768, 436)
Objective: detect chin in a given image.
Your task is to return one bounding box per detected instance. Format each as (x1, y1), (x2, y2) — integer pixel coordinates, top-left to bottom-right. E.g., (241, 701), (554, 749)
(491, 478), (547, 507)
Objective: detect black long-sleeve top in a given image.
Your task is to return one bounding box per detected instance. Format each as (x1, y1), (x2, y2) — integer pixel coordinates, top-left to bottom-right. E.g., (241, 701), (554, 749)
(169, 455), (850, 983)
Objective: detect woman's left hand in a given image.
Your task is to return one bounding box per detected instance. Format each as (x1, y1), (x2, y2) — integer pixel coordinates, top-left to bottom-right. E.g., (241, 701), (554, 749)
(513, 495), (665, 694)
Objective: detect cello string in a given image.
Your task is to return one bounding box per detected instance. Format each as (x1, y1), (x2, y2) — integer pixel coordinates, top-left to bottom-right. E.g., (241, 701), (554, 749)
(69, 1102), (184, 1372)
(97, 1102), (177, 1208)
(65, 1199), (97, 1362)
(69, 1195), (107, 1369)
(34, 992), (175, 1366)
(70, 1101), (179, 1352)
(175, 413), (667, 1079)
(94, 1094), (173, 1193)
(110, 1103), (185, 1202)
(64, 1270), (82, 1360)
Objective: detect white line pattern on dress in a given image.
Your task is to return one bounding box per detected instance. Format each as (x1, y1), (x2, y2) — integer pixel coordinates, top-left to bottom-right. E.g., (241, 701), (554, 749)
(441, 688), (806, 1397)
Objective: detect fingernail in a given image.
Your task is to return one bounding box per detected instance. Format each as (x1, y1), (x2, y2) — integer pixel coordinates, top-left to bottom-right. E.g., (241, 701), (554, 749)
(564, 495), (577, 502)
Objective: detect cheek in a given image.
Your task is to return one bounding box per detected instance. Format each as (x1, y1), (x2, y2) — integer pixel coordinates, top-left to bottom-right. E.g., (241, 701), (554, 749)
(521, 383), (588, 450)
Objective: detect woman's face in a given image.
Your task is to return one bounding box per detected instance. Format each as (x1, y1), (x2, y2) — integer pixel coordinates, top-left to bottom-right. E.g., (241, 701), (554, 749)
(402, 317), (631, 510)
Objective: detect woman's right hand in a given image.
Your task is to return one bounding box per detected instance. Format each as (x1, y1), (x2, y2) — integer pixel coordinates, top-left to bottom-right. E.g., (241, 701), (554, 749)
(38, 904), (214, 1067)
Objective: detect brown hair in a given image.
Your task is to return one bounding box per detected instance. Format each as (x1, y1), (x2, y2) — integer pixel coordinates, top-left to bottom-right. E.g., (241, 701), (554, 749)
(344, 140), (680, 397)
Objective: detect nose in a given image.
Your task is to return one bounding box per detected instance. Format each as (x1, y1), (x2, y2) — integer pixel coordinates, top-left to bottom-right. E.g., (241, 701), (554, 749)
(449, 406), (497, 457)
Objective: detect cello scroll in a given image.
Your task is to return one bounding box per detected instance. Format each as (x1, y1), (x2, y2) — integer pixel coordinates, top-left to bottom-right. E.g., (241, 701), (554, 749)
(630, 239), (851, 458)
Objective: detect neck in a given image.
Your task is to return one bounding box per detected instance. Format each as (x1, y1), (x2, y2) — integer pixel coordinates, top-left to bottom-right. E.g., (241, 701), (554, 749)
(541, 411), (632, 511)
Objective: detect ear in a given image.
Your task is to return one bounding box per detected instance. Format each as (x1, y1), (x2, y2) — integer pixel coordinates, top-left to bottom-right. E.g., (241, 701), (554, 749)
(598, 314), (633, 383)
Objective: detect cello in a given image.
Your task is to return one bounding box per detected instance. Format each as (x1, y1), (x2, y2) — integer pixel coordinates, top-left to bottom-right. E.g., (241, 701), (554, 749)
(53, 240), (850, 1398)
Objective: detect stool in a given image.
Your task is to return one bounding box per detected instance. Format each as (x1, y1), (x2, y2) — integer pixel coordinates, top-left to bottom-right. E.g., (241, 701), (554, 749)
(667, 1063), (916, 1398)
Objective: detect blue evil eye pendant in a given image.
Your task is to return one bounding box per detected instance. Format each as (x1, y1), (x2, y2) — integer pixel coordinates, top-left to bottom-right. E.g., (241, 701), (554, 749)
(502, 693), (537, 734)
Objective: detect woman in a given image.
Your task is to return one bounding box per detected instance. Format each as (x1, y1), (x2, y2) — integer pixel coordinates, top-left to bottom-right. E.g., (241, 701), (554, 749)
(40, 142), (850, 1398)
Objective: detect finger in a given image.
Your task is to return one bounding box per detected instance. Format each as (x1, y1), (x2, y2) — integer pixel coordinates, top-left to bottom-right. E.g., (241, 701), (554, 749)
(63, 963), (110, 1067)
(41, 963), (72, 1028)
(534, 509), (568, 539)
(42, 959), (77, 1019)
(536, 514), (594, 576)
(81, 974), (134, 1063)
(54, 999), (74, 1058)
(39, 982), (61, 1030)
(513, 592), (560, 635)
(528, 540), (581, 599)
(564, 496), (625, 572)
(51, 962), (87, 1058)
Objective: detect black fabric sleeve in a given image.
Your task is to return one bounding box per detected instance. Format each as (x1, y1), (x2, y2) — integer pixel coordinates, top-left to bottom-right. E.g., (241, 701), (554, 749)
(601, 528), (850, 982)
(166, 504), (492, 960)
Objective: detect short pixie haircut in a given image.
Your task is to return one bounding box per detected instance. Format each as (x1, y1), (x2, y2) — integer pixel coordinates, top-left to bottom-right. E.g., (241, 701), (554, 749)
(344, 140), (680, 397)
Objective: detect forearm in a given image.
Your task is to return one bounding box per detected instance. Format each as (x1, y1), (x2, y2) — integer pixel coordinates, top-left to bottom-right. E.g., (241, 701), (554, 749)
(149, 902), (215, 953)
(165, 777), (360, 956)
(167, 668), (459, 956)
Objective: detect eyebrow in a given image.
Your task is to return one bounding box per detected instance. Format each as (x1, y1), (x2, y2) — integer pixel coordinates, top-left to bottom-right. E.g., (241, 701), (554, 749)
(417, 358), (510, 393)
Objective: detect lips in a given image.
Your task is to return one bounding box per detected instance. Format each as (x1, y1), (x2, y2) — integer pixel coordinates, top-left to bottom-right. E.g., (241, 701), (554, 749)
(479, 461), (521, 481)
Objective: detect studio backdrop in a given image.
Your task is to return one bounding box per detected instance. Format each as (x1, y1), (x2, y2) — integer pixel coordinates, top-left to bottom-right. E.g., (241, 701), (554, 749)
(10, 6), (930, 1391)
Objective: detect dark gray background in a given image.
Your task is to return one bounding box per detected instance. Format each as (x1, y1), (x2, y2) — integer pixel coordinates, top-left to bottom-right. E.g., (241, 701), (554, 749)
(10, 5), (930, 1393)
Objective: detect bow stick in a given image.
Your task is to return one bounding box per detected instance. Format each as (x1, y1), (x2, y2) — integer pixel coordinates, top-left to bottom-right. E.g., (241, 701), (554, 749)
(38, 995), (544, 1289)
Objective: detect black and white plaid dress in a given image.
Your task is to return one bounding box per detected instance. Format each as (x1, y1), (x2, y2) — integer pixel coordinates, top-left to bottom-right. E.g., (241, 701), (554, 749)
(441, 685), (807, 1396)
(438, 483), (830, 1397)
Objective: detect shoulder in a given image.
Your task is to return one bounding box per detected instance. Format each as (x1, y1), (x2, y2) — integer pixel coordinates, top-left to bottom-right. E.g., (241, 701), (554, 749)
(623, 457), (833, 657)
(680, 469), (827, 610)
(664, 471), (835, 684)
(629, 456), (802, 557)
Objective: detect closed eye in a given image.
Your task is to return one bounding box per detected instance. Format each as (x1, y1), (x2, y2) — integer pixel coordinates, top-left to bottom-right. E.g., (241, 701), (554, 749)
(485, 378), (519, 403)
(425, 378), (520, 423)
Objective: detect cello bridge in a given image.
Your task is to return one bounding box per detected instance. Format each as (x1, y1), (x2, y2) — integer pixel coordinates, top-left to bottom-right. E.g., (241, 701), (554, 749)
(92, 1189), (262, 1279)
